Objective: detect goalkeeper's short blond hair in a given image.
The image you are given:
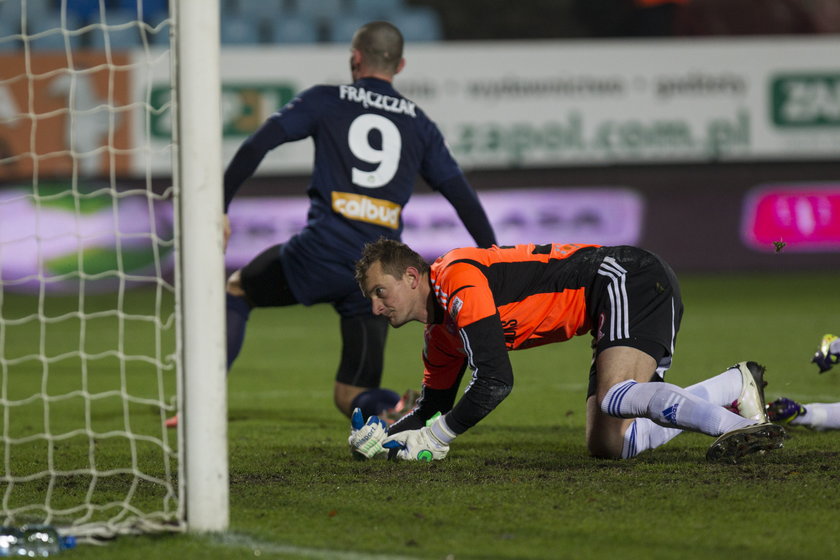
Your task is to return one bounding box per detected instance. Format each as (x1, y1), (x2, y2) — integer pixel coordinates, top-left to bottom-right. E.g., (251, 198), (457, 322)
(355, 238), (429, 289)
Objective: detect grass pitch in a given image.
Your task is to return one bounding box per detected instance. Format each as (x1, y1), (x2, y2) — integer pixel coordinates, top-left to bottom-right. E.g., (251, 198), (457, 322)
(3, 271), (840, 559)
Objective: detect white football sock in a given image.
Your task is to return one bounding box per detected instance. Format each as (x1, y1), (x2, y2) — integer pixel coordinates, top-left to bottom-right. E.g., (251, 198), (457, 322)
(622, 418), (680, 458)
(604, 380), (754, 456)
(791, 402), (840, 431)
(683, 366), (742, 406)
(616, 366), (755, 458)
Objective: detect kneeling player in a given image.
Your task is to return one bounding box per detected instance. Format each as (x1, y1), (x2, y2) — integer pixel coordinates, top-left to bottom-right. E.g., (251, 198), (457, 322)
(348, 240), (785, 463)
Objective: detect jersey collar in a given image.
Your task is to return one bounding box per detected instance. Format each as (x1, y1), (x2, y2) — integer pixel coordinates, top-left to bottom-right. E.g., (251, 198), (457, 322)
(353, 77), (398, 94)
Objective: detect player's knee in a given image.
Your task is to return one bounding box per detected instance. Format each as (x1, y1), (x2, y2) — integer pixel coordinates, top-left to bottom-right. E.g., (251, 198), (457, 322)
(334, 383), (362, 417)
(334, 393), (351, 416)
(587, 396), (632, 459)
(587, 434), (623, 459)
(226, 270), (246, 297)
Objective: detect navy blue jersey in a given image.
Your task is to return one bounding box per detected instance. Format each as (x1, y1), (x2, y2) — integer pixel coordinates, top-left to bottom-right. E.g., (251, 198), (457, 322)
(224, 77), (495, 313)
(274, 78), (462, 253)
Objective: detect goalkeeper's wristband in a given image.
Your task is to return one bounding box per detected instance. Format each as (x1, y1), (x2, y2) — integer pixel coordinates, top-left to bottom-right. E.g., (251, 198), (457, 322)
(429, 414), (457, 445)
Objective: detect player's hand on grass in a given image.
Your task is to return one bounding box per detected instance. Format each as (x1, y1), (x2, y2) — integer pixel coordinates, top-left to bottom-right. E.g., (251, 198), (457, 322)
(382, 416), (455, 461)
(348, 408), (389, 459)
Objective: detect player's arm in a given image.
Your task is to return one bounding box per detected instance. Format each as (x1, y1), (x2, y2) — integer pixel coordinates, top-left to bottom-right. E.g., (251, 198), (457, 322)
(389, 325), (468, 433)
(443, 313), (513, 434)
(383, 314), (513, 461)
(223, 117), (287, 212)
(389, 374), (465, 434)
(223, 87), (321, 212)
(418, 120), (496, 248)
(221, 119), (286, 249)
(435, 175), (496, 248)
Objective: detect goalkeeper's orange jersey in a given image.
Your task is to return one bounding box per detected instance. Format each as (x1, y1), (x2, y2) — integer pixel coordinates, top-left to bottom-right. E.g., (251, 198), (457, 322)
(421, 243), (600, 391)
(387, 243), (679, 437)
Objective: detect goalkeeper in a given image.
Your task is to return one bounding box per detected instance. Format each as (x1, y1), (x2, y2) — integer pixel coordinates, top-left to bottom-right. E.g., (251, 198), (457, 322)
(349, 239), (785, 463)
(213, 21), (495, 426)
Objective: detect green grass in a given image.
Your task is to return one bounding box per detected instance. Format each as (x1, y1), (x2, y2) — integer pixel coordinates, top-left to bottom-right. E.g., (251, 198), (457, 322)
(3, 271), (840, 559)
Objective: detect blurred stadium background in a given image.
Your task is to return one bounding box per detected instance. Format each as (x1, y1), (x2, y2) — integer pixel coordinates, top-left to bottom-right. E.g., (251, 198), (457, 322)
(1, 0), (839, 279)
(0, 0), (839, 551)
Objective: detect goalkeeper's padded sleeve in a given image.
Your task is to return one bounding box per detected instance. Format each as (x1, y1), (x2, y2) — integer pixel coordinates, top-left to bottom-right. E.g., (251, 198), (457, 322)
(444, 314), (514, 435)
(388, 379), (464, 436)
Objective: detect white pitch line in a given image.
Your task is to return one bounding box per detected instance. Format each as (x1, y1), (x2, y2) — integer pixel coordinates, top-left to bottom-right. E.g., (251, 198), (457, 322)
(207, 532), (429, 560)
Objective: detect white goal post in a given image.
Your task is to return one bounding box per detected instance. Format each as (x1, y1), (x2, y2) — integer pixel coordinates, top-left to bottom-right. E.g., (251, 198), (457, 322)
(173, 0), (229, 534)
(0, 0), (228, 537)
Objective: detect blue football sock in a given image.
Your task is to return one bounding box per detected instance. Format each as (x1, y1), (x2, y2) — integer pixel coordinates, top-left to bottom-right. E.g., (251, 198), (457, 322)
(226, 293), (252, 370)
(351, 388), (400, 419)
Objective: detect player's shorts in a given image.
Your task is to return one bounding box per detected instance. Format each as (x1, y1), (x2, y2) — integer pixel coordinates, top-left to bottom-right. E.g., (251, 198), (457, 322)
(239, 244), (298, 307)
(238, 242), (371, 318)
(585, 246), (683, 397)
(238, 243), (387, 388)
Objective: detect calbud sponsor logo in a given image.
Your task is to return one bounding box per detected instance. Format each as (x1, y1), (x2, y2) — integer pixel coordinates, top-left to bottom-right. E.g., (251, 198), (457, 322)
(221, 188), (642, 270)
(332, 192), (401, 229)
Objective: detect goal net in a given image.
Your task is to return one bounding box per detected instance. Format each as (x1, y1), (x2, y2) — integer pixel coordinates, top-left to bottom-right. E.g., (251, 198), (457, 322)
(0, 0), (227, 538)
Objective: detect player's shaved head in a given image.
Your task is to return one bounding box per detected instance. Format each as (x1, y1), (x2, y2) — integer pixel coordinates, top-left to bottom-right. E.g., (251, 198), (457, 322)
(352, 21), (404, 75)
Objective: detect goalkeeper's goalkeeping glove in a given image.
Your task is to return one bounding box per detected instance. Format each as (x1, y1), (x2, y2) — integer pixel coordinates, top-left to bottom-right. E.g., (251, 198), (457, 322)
(348, 408), (389, 460)
(382, 414), (456, 462)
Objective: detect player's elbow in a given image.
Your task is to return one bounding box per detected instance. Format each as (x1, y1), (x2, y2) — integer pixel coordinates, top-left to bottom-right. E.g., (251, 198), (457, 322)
(469, 376), (513, 413)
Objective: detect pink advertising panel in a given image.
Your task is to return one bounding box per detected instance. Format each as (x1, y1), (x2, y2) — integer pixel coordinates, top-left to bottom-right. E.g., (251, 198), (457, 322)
(742, 184), (840, 252)
(225, 187), (644, 267)
(0, 186), (643, 293)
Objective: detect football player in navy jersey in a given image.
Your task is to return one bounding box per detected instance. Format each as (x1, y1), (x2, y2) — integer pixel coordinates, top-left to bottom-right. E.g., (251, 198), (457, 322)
(211, 21), (496, 424)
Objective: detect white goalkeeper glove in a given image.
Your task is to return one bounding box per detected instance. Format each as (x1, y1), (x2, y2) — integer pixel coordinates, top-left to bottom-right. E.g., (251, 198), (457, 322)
(348, 407), (389, 460)
(382, 414), (456, 461)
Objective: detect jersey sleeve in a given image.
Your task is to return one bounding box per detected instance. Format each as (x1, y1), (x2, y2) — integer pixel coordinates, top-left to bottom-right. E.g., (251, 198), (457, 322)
(267, 85), (324, 141)
(386, 323), (467, 435)
(435, 175), (497, 248)
(416, 118), (496, 248)
(444, 313), (514, 435)
(417, 116), (463, 188)
(431, 260), (515, 435)
(421, 323), (468, 391)
(436, 261), (498, 329)
(222, 86), (324, 211)
(223, 118), (287, 211)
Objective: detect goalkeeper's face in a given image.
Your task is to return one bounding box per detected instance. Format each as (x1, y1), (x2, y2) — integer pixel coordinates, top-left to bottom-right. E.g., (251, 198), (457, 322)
(362, 261), (423, 328)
